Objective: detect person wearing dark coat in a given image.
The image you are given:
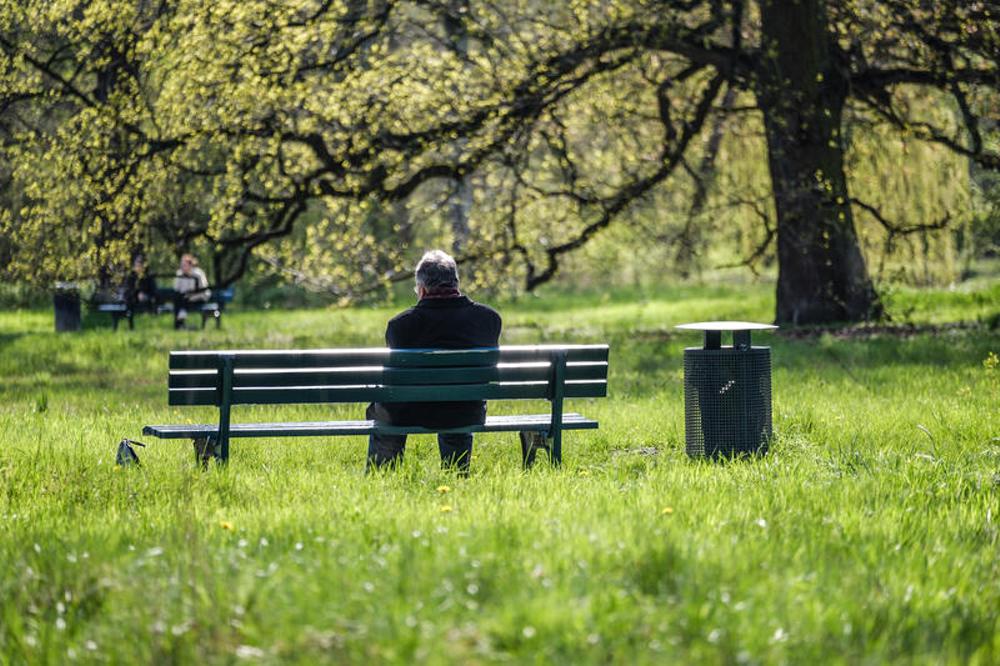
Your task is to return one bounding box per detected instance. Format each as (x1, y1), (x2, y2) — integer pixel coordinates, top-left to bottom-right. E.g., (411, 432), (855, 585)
(123, 255), (158, 311)
(366, 250), (502, 474)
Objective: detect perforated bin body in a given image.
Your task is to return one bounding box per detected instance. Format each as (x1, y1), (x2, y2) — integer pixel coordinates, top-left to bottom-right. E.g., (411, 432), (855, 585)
(683, 346), (771, 458)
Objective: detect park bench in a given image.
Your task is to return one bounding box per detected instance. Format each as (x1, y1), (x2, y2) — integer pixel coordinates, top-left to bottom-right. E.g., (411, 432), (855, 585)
(97, 287), (235, 330)
(142, 344), (610, 467)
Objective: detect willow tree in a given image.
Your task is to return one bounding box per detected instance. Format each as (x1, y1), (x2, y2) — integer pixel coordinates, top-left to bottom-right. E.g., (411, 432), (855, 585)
(1, 0), (997, 322)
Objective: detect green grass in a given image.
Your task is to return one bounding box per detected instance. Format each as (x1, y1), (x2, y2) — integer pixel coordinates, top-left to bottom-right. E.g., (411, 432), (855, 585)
(1, 282), (998, 664)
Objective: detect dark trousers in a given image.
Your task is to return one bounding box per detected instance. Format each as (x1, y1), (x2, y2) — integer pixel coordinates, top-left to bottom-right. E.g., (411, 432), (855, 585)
(173, 291), (208, 327)
(365, 403), (473, 473)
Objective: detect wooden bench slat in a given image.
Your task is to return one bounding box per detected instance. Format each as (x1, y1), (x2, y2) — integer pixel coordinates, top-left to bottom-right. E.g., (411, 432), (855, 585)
(168, 379), (608, 406)
(168, 345), (609, 370)
(143, 412), (598, 439)
(168, 361), (609, 389)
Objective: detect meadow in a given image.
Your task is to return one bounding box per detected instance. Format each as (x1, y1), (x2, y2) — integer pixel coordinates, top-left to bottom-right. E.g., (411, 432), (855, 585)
(1, 281), (998, 664)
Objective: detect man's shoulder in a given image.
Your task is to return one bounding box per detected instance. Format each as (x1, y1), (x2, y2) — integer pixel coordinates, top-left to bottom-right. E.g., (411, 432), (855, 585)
(387, 305), (420, 326)
(388, 297), (501, 326)
(467, 300), (502, 322)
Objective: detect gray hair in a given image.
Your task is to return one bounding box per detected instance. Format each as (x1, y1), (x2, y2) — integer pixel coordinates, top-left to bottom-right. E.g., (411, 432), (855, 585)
(415, 250), (459, 291)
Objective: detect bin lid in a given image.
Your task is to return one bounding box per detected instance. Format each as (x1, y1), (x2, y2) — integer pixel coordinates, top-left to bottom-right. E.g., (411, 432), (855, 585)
(676, 321), (777, 331)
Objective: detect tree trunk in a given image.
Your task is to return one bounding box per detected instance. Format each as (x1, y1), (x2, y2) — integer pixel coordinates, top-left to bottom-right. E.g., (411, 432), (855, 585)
(756, 0), (881, 325)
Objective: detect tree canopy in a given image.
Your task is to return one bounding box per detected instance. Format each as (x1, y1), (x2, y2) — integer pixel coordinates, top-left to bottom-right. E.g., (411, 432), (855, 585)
(1, 0), (997, 322)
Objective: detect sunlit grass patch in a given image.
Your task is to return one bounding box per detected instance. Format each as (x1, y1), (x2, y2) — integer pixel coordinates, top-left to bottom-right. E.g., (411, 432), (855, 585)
(0, 282), (998, 663)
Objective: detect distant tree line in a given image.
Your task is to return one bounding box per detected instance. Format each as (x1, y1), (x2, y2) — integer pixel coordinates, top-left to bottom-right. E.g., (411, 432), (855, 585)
(0, 0), (997, 323)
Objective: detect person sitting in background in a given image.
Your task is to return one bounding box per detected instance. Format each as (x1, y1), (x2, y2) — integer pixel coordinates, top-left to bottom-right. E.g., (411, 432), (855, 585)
(123, 254), (158, 311)
(173, 253), (210, 329)
(365, 250), (502, 475)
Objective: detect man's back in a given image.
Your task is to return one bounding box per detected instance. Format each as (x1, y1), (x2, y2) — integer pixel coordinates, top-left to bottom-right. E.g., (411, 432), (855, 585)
(387, 295), (501, 349)
(383, 295), (501, 427)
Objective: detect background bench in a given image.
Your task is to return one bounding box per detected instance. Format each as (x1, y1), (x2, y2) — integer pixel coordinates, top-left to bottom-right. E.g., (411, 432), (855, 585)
(142, 345), (610, 467)
(97, 287), (235, 330)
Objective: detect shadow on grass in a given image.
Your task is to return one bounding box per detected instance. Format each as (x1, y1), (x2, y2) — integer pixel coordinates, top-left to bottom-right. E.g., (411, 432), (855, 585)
(0, 331), (29, 346)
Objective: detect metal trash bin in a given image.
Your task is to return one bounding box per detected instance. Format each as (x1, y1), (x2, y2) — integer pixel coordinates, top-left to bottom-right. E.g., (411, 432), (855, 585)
(675, 321), (777, 458)
(53, 281), (81, 332)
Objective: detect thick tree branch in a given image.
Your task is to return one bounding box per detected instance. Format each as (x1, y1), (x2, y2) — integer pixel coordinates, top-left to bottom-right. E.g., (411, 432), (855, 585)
(525, 71), (727, 290)
(850, 197), (951, 236)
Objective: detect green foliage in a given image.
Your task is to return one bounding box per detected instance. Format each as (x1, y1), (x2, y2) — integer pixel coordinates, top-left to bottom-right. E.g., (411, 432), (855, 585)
(0, 281), (49, 309)
(964, 167), (1000, 266)
(0, 0), (997, 307)
(0, 282), (998, 662)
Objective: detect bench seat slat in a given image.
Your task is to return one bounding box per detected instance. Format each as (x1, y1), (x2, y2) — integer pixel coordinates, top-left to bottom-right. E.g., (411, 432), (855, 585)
(143, 412), (598, 439)
(169, 345), (609, 370)
(168, 362), (609, 389)
(168, 379), (608, 406)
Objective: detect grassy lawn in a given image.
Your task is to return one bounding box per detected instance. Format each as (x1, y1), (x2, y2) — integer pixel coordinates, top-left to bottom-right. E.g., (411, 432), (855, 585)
(1, 281), (998, 663)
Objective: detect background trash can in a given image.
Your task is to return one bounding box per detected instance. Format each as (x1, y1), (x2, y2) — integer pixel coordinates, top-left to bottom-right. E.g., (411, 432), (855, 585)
(53, 282), (81, 332)
(675, 321), (777, 458)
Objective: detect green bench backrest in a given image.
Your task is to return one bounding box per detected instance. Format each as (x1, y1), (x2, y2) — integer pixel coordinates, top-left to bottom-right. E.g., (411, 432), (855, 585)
(167, 345), (609, 406)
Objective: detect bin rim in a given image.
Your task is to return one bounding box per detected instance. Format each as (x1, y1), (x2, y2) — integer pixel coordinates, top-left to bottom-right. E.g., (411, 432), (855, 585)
(676, 321), (778, 331)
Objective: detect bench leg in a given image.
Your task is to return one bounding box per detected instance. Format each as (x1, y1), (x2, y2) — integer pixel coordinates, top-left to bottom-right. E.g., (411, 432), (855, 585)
(551, 429), (562, 467)
(198, 309), (222, 329)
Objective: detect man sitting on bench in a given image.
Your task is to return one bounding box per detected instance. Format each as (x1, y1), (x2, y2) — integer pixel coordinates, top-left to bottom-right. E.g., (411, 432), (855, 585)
(366, 250), (502, 474)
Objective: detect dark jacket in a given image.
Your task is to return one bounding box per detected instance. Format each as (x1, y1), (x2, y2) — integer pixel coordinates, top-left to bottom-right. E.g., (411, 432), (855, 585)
(123, 271), (158, 308)
(377, 295), (502, 428)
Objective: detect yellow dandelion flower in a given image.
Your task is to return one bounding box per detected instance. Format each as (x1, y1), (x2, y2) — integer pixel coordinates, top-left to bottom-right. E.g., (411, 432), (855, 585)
(578, 469), (590, 477)
(661, 507), (674, 515)
(436, 485), (451, 494)
(219, 521), (234, 530)
(439, 505), (453, 513)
